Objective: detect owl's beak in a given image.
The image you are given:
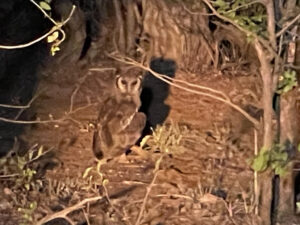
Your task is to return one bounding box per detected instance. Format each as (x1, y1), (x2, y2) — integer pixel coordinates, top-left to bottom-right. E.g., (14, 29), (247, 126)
(125, 95), (132, 101)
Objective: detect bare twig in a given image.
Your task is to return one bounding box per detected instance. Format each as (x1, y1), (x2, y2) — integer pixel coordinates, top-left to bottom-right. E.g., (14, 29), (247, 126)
(0, 174), (19, 179)
(254, 128), (259, 215)
(36, 196), (104, 225)
(89, 67), (118, 72)
(82, 208), (91, 225)
(29, 0), (57, 25)
(63, 216), (76, 225)
(0, 117), (60, 124)
(69, 75), (89, 113)
(0, 26), (57, 49)
(14, 91), (44, 120)
(135, 154), (164, 225)
(153, 194), (194, 201)
(0, 104), (30, 109)
(284, 64), (300, 70)
(0, 103), (95, 124)
(276, 13), (300, 37)
(135, 170), (160, 225)
(108, 53), (260, 128)
(160, 73), (230, 101)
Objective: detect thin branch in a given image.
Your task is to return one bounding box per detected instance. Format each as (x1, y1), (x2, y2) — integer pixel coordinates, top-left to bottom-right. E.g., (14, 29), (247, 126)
(276, 13), (300, 37)
(14, 91), (43, 120)
(108, 53), (260, 128)
(135, 169), (160, 225)
(0, 104), (30, 109)
(89, 68), (118, 72)
(0, 116), (61, 124)
(0, 174), (19, 179)
(264, 0), (276, 50)
(153, 194), (194, 201)
(63, 216), (75, 225)
(0, 103), (95, 124)
(36, 196), (104, 225)
(0, 6), (76, 49)
(284, 64), (300, 70)
(82, 208), (91, 225)
(0, 26), (57, 49)
(254, 128), (259, 215)
(160, 74), (230, 101)
(29, 0), (57, 25)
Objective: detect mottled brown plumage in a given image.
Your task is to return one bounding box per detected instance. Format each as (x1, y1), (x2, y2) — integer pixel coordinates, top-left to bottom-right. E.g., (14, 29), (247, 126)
(92, 70), (146, 159)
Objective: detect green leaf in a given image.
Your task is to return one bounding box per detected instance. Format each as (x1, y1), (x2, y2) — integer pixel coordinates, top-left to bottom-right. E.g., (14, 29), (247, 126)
(275, 167), (286, 176)
(252, 152), (269, 172)
(39, 1), (51, 11)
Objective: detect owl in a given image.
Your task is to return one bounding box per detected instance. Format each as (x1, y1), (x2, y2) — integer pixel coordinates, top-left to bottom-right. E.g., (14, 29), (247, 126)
(92, 67), (146, 159)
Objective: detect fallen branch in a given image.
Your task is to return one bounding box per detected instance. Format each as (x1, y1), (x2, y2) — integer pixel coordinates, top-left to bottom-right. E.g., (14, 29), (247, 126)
(36, 196), (104, 225)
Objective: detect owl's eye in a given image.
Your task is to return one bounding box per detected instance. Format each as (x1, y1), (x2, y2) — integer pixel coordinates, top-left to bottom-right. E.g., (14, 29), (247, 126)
(132, 81), (137, 86)
(121, 79), (127, 85)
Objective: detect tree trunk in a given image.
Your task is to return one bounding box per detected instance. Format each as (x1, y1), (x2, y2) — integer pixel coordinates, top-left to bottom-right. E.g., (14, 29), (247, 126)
(255, 40), (275, 225)
(277, 87), (300, 220)
(113, 0), (126, 53)
(126, 0), (136, 55)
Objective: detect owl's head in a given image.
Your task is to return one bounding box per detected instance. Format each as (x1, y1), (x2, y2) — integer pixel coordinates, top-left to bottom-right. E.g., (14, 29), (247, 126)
(115, 74), (143, 96)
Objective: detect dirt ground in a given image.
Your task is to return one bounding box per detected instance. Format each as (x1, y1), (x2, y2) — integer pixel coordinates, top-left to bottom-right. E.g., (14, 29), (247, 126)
(0, 54), (269, 225)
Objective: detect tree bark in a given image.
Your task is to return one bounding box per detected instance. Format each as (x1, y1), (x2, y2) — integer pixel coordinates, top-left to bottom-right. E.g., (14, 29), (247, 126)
(255, 40), (274, 225)
(277, 88), (300, 219)
(113, 0), (126, 53)
(126, 0), (137, 55)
